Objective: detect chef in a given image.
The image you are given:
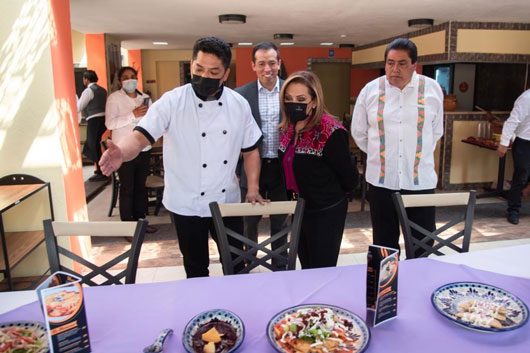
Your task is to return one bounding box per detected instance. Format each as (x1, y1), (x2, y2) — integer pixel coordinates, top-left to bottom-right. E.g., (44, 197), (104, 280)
(99, 36), (264, 278)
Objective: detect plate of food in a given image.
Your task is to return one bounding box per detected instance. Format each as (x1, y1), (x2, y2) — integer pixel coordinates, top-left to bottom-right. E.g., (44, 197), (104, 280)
(0, 321), (49, 353)
(267, 304), (370, 353)
(431, 282), (529, 332)
(182, 309), (244, 353)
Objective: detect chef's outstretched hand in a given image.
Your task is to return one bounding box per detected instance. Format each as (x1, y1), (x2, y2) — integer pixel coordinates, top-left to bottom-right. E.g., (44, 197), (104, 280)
(99, 139), (123, 176)
(245, 188), (266, 205)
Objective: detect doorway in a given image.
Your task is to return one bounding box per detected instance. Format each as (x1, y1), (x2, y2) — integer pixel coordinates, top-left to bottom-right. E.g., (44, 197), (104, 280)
(156, 61), (180, 100)
(310, 61), (351, 123)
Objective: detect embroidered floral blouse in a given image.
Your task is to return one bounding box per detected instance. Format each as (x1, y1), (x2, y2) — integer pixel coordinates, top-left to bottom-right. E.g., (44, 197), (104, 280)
(279, 114), (358, 210)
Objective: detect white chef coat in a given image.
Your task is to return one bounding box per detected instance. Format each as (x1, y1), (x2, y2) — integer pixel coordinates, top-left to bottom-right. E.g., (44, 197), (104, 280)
(500, 88), (530, 146)
(136, 84), (263, 217)
(105, 88), (152, 152)
(352, 72), (444, 190)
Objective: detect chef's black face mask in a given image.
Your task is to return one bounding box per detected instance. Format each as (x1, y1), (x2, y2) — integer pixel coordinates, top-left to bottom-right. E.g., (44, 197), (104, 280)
(284, 102), (308, 122)
(192, 74), (221, 97)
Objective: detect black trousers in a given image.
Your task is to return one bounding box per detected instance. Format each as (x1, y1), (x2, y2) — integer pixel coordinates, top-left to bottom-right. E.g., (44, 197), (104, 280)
(298, 197), (348, 269)
(508, 137), (530, 214)
(117, 151), (150, 221)
(82, 116), (106, 171)
(170, 213), (244, 278)
(368, 184), (435, 257)
(241, 159), (288, 266)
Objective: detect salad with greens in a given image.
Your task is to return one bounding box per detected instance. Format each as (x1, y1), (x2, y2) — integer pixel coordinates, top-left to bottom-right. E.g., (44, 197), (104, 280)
(273, 307), (359, 353)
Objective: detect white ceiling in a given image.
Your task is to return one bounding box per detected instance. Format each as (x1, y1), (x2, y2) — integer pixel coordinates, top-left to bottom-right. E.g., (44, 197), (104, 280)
(70, 0), (530, 50)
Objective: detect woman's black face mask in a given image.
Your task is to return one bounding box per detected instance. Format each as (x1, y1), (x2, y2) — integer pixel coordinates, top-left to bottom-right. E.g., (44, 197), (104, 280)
(284, 102), (308, 122)
(191, 74), (221, 97)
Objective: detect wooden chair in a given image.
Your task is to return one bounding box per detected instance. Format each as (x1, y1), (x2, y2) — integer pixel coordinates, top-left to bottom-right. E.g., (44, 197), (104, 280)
(209, 199), (305, 275)
(43, 219), (147, 285)
(392, 191), (476, 259)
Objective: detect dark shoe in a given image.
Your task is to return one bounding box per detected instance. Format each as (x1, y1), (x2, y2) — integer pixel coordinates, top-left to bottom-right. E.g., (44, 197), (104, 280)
(507, 212), (519, 225)
(88, 173), (108, 182)
(145, 225), (158, 233)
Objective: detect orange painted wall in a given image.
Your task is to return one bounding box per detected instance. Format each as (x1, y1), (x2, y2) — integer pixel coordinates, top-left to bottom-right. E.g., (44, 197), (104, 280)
(49, 0), (86, 220)
(350, 69), (381, 97)
(350, 64), (423, 97)
(48, 0), (88, 263)
(236, 47), (352, 87)
(128, 49), (143, 92)
(85, 34), (108, 90)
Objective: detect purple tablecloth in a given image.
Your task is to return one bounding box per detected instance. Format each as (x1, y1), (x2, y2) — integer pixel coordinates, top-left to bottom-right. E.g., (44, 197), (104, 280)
(1, 258), (529, 352)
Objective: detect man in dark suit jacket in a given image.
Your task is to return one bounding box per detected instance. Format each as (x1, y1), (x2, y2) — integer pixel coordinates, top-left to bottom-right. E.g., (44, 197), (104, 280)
(235, 42), (288, 268)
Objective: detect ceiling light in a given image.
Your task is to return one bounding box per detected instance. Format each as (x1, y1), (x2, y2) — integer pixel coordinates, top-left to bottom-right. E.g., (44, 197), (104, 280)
(320, 42), (334, 46)
(339, 43), (355, 49)
(219, 14), (246, 24)
(152, 41), (168, 45)
(274, 33), (293, 40)
(280, 42), (294, 46)
(238, 42), (253, 46)
(340, 34), (347, 38)
(408, 18), (434, 28)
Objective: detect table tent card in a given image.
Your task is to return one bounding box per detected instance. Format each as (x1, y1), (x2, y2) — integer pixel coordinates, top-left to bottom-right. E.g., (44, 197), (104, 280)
(366, 245), (399, 327)
(36, 271), (91, 353)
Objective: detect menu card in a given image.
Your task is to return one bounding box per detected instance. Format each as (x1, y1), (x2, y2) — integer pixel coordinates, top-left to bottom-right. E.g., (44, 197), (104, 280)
(366, 245), (399, 327)
(36, 272), (91, 353)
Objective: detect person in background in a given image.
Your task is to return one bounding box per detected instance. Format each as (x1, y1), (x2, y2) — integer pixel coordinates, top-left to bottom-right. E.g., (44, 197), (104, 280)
(105, 66), (157, 234)
(351, 38), (444, 257)
(99, 37), (264, 278)
(497, 88), (530, 225)
(77, 70), (108, 182)
(278, 71), (357, 269)
(235, 42), (288, 268)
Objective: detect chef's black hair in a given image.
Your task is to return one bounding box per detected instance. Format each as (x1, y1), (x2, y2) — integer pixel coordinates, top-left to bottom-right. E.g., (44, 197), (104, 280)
(192, 36), (232, 70)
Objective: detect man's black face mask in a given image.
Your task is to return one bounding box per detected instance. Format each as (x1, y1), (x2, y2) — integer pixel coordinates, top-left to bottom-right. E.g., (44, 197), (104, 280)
(192, 75), (221, 97)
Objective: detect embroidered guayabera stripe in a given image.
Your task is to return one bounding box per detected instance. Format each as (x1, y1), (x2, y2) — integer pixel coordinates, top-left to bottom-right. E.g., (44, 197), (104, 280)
(414, 76), (426, 185)
(377, 77), (386, 184)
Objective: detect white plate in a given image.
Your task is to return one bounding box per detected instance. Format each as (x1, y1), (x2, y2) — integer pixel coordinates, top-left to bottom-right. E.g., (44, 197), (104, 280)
(267, 304), (370, 353)
(0, 321), (49, 352)
(431, 282), (529, 332)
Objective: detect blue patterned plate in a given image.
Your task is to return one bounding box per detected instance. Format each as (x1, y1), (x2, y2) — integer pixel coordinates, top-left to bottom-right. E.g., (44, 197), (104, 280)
(182, 309), (244, 353)
(0, 321), (49, 352)
(267, 304), (370, 353)
(431, 282), (529, 332)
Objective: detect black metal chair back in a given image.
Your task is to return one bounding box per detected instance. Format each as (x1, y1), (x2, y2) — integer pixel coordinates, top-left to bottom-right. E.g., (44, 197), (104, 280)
(392, 191), (476, 259)
(209, 199), (305, 275)
(43, 219), (147, 285)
